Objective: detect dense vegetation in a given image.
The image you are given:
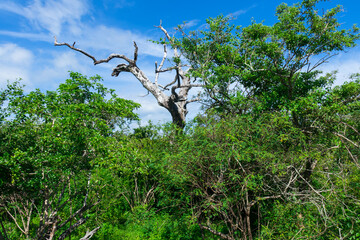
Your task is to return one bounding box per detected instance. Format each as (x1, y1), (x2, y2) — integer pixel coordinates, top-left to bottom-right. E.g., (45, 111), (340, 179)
(1, 0), (360, 239)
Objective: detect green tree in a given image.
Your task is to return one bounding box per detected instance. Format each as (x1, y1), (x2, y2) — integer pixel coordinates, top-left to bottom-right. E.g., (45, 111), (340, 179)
(167, 0), (360, 237)
(164, 76), (360, 239)
(176, 0), (359, 115)
(0, 72), (139, 239)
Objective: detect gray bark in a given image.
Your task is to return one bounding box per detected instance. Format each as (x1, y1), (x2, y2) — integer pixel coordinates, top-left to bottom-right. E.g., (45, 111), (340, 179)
(54, 24), (202, 129)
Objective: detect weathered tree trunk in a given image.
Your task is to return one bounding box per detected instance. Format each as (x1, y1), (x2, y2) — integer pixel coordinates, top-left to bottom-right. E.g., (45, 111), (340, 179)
(54, 24), (201, 129)
(168, 100), (186, 129)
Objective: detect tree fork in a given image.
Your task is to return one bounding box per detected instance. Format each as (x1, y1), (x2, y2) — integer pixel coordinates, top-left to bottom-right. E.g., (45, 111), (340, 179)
(54, 24), (202, 129)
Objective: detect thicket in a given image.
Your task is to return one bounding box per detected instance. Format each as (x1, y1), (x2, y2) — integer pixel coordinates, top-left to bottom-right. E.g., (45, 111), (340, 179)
(1, 0), (360, 239)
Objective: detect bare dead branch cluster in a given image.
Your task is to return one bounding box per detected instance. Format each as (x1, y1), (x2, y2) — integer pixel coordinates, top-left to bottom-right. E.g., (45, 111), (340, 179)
(0, 194), (33, 239)
(0, 174), (100, 240)
(54, 23), (204, 129)
(36, 175), (100, 240)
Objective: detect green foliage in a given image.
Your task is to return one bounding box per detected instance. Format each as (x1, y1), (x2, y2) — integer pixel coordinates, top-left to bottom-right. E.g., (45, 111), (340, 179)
(176, 0), (360, 113)
(165, 112), (305, 239)
(1, 75), (359, 239)
(99, 208), (204, 240)
(0, 72), (140, 239)
(1, 1), (360, 239)
(167, 81), (359, 238)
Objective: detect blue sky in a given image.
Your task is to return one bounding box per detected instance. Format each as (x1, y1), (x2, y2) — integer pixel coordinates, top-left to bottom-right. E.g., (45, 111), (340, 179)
(0, 0), (359, 125)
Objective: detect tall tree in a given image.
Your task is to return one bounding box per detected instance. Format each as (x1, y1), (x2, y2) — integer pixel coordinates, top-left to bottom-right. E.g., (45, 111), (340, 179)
(166, 0), (360, 238)
(176, 0), (360, 115)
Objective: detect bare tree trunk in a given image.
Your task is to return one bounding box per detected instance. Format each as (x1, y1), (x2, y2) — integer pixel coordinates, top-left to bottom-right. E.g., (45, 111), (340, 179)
(169, 103), (186, 129)
(54, 23), (202, 129)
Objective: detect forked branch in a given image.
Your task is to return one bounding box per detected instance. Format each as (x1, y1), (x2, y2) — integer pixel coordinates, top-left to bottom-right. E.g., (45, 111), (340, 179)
(54, 36), (137, 65)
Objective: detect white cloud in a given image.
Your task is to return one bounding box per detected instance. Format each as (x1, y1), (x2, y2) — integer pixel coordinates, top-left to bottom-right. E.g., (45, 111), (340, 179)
(0, 0), (89, 35)
(0, 43), (33, 87)
(0, 1), (165, 58)
(51, 51), (84, 70)
(0, 25), (166, 59)
(318, 49), (360, 85)
(0, 43), (33, 65)
(0, 2), (21, 15)
(135, 96), (162, 113)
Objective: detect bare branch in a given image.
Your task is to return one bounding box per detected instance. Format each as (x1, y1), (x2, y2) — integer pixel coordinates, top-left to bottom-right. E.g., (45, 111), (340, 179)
(156, 66), (178, 73)
(133, 41), (138, 63)
(334, 132), (359, 148)
(292, 166), (324, 199)
(156, 24), (173, 44)
(54, 22), (199, 129)
(341, 122), (360, 136)
(307, 53), (337, 73)
(186, 98), (201, 105)
(163, 75), (179, 90)
(57, 200), (100, 230)
(343, 143), (360, 168)
(156, 23), (179, 57)
(155, 44), (167, 85)
(173, 84), (204, 89)
(79, 227), (101, 240)
(139, 91), (150, 97)
(198, 224), (234, 240)
(1, 195), (33, 237)
(58, 217), (89, 240)
(54, 36), (134, 65)
(54, 36), (97, 63)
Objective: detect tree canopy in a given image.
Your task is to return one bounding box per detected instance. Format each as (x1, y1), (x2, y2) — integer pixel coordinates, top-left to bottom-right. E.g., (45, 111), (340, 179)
(176, 0), (359, 115)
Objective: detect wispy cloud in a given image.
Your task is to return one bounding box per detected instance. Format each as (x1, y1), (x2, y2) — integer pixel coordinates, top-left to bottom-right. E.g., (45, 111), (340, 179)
(180, 19), (200, 29)
(228, 4), (257, 18)
(0, 0), (89, 35)
(102, 0), (135, 9)
(0, 1), (23, 15)
(0, 0), (165, 58)
(230, 9), (247, 17)
(0, 30), (51, 42)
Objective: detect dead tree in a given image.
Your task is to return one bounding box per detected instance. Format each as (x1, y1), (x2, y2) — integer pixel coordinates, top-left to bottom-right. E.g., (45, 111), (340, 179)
(36, 175), (100, 240)
(0, 194), (33, 239)
(0, 175), (100, 240)
(54, 23), (202, 129)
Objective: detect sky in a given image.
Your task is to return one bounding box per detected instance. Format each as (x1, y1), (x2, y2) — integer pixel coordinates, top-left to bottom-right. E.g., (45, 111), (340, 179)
(0, 0), (359, 125)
